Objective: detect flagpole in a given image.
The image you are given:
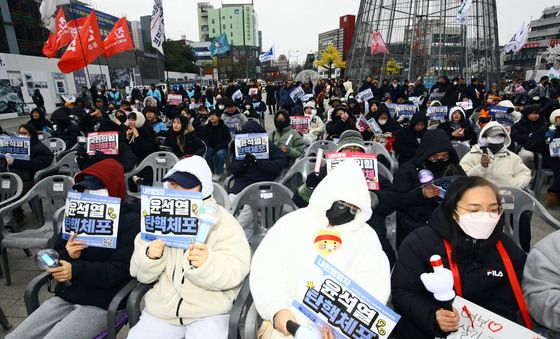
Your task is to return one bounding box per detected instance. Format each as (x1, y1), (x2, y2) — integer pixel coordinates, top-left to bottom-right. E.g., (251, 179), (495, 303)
(67, 0), (92, 87)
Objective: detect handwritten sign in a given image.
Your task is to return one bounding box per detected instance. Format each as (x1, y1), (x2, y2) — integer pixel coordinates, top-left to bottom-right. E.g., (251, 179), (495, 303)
(291, 116), (311, 134)
(87, 132), (119, 155)
(326, 152), (380, 190)
(140, 186), (203, 249)
(0, 136), (30, 160)
(293, 255), (400, 339)
(167, 94), (182, 106)
(234, 133), (269, 160)
(62, 192), (121, 249)
(550, 138), (560, 158)
(448, 296), (545, 339)
(427, 106), (448, 121)
(357, 88), (374, 102)
(290, 86), (305, 103)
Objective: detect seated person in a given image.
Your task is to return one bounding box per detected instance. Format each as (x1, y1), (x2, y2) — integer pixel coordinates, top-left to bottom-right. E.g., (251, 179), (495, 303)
(125, 112), (159, 165)
(301, 101), (325, 145)
(128, 156), (251, 339)
(144, 106), (168, 136)
(269, 110), (304, 164)
(164, 116), (205, 158)
(250, 160), (391, 339)
(437, 106), (476, 146)
(511, 105), (546, 168)
(391, 177), (527, 339)
(393, 112), (428, 165)
(325, 105), (357, 140)
(523, 229), (560, 337)
(200, 110), (231, 182)
(27, 108), (52, 132)
(50, 107), (82, 149)
(6, 159), (139, 339)
(221, 99), (248, 137)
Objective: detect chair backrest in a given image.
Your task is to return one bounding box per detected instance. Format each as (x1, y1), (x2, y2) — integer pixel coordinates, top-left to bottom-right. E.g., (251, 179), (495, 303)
(228, 276), (260, 339)
(364, 141), (398, 175)
(34, 151), (80, 183)
(28, 175), (74, 226)
(304, 140), (337, 157)
(499, 186), (560, 249)
(0, 173), (23, 208)
(213, 182), (231, 211)
(125, 152), (180, 198)
(278, 157), (318, 193)
(452, 142), (471, 160)
(55, 142), (79, 161)
(378, 162), (393, 183)
(42, 137), (66, 155)
(36, 131), (50, 141)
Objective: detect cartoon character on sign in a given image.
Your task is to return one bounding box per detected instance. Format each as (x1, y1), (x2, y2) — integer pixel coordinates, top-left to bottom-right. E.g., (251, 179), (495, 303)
(313, 230), (342, 257)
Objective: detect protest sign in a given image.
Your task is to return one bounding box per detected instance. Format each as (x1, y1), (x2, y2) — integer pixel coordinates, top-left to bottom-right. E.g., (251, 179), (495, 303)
(290, 86), (305, 103)
(225, 121), (242, 134)
(427, 106), (448, 121)
(62, 192), (121, 249)
(232, 89), (243, 102)
(408, 96), (421, 107)
(290, 116), (311, 134)
(490, 105), (515, 127)
(234, 133), (269, 160)
(326, 152), (380, 190)
(87, 132), (119, 155)
(249, 87), (258, 96)
(0, 136), (30, 160)
(550, 138), (560, 158)
(385, 103), (397, 118)
(293, 255), (400, 338)
(356, 116), (370, 133)
(167, 94), (182, 106)
(367, 118), (383, 135)
(448, 296), (545, 339)
(140, 186), (203, 249)
(396, 104), (416, 119)
(457, 100), (473, 110)
(357, 88), (374, 102)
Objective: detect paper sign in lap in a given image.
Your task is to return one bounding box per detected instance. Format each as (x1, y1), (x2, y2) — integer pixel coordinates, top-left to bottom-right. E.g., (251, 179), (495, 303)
(62, 192), (121, 249)
(0, 136), (31, 161)
(87, 132), (119, 155)
(294, 255), (400, 339)
(326, 152), (380, 190)
(448, 296), (545, 339)
(234, 133), (269, 160)
(140, 186), (203, 249)
(550, 138), (560, 158)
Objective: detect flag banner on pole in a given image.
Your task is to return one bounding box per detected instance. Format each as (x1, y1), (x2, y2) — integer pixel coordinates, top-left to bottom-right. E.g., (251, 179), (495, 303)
(103, 17), (134, 58)
(58, 11), (104, 74)
(68, 17), (88, 38)
(370, 32), (389, 55)
(151, 0), (165, 55)
(457, 0), (473, 25)
(259, 45), (276, 63)
(42, 7), (72, 58)
(504, 23), (530, 53)
(208, 33), (230, 57)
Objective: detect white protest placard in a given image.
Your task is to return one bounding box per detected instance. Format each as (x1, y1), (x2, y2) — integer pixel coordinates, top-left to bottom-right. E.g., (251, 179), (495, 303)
(490, 105), (515, 127)
(385, 103), (397, 118)
(167, 94), (182, 106)
(396, 104), (416, 119)
(448, 296), (545, 339)
(290, 86), (305, 103)
(232, 89), (243, 102)
(293, 255), (400, 338)
(0, 136), (31, 161)
(290, 116), (311, 134)
(367, 118), (384, 135)
(249, 87), (258, 96)
(550, 138), (560, 158)
(357, 88), (374, 102)
(234, 133), (269, 160)
(87, 132), (119, 155)
(62, 192), (121, 249)
(326, 152), (380, 190)
(457, 100), (473, 110)
(409, 96), (421, 107)
(427, 106), (448, 121)
(140, 186), (204, 249)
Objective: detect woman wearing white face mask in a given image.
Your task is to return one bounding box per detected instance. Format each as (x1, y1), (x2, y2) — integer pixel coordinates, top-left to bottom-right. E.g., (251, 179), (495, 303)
(391, 176), (528, 339)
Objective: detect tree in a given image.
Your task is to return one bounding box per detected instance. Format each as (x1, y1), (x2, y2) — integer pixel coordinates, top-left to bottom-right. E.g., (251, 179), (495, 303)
(315, 44), (346, 79)
(162, 39), (199, 74)
(385, 58), (402, 76)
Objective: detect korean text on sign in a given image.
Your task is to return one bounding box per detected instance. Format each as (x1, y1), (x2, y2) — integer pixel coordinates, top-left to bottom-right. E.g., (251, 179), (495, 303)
(0, 136), (31, 161)
(427, 106), (448, 121)
(291, 116), (311, 134)
(234, 133), (269, 160)
(326, 152), (380, 190)
(62, 192), (121, 249)
(293, 255), (400, 339)
(87, 132), (119, 155)
(550, 138), (560, 158)
(490, 105), (514, 127)
(167, 94), (182, 106)
(396, 105), (416, 119)
(140, 186), (203, 249)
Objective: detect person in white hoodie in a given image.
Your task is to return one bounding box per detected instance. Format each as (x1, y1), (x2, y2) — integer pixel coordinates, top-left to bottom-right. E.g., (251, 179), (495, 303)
(301, 101), (326, 145)
(128, 156), (251, 339)
(250, 160), (391, 339)
(460, 121), (531, 188)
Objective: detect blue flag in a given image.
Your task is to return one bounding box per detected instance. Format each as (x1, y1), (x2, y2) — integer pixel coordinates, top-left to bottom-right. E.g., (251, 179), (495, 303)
(259, 45), (276, 63)
(208, 33), (230, 57)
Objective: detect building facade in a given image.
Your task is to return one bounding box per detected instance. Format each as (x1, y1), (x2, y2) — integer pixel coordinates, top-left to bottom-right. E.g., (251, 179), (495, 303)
(317, 15), (356, 61)
(198, 2), (213, 42)
(207, 4), (258, 47)
(130, 20), (144, 51)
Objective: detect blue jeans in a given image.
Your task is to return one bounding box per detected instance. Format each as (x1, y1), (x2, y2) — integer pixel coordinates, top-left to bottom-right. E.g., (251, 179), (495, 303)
(205, 147), (227, 174)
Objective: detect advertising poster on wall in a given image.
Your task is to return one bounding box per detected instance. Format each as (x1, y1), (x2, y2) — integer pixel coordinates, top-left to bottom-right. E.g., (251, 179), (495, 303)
(52, 73), (68, 95)
(109, 67), (132, 89)
(0, 79), (25, 114)
(91, 74), (108, 89)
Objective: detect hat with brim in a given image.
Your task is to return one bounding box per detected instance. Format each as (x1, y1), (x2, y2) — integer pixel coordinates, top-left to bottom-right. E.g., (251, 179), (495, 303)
(163, 171), (202, 189)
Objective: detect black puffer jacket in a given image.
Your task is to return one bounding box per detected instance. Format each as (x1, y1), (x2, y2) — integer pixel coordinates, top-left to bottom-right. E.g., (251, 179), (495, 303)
(511, 116), (546, 148)
(198, 119), (231, 150)
(390, 129), (465, 247)
(391, 206), (527, 339)
(393, 113), (428, 165)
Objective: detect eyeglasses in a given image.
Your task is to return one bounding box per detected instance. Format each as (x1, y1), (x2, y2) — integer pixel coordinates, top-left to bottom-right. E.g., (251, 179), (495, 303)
(333, 201), (360, 215)
(456, 205), (503, 218)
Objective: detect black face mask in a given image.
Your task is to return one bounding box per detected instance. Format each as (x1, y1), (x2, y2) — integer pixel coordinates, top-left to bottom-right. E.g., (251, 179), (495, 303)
(488, 143), (503, 155)
(326, 201), (357, 226)
(274, 119), (290, 130)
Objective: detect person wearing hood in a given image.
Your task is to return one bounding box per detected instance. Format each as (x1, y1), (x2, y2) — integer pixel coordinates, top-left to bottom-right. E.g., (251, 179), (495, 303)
(6, 159), (140, 339)
(326, 105), (358, 140)
(144, 106), (168, 136)
(270, 110), (304, 163)
(346, 98), (362, 116)
(497, 100), (522, 124)
(511, 105), (546, 169)
(250, 160), (391, 339)
(373, 103), (401, 135)
(202, 110), (231, 181)
(390, 129), (465, 247)
(128, 156), (251, 339)
(460, 122), (531, 188)
(50, 107), (81, 149)
(429, 76), (456, 108)
(437, 106), (476, 146)
(125, 112), (158, 165)
(393, 112), (429, 165)
(301, 101), (325, 145)
(391, 177), (527, 339)
(221, 99), (248, 138)
(27, 108), (52, 132)
(164, 115), (206, 158)
(32, 89), (45, 111)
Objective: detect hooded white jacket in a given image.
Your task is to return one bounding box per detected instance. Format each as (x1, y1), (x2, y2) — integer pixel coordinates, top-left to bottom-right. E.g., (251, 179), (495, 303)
(130, 156), (251, 326)
(250, 160), (391, 326)
(460, 121), (531, 188)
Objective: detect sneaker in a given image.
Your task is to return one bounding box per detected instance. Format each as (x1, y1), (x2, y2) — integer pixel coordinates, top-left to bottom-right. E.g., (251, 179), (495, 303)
(546, 192), (559, 205)
(212, 174), (222, 182)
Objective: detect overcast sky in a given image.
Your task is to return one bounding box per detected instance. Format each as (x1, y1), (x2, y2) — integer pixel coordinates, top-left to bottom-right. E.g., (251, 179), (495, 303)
(90, 0), (559, 62)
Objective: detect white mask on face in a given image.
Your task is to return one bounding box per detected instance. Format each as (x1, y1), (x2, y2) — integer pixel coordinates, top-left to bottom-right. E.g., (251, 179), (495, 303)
(378, 119), (388, 126)
(85, 188), (109, 197)
(486, 135), (505, 144)
(218, 105), (225, 110)
(455, 212), (500, 240)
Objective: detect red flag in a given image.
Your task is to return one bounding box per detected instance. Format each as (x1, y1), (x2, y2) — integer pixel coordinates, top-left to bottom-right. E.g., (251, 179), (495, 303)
(371, 31), (389, 55)
(58, 12), (104, 74)
(42, 8), (72, 58)
(103, 17), (134, 58)
(67, 17), (88, 38)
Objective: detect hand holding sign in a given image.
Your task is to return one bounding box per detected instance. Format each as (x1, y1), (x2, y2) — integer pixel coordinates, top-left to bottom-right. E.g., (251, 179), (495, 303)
(436, 308), (460, 333)
(66, 232), (88, 259)
(4, 154), (13, 166)
(147, 239), (165, 259)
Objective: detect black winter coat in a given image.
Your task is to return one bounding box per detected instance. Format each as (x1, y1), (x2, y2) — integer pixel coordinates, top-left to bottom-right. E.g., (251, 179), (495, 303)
(511, 116), (546, 148)
(198, 120), (231, 150)
(437, 120), (476, 145)
(164, 130), (206, 158)
(391, 207), (527, 339)
(393, 114), (428, 165)
(51, 122), (82, 149)
(54, 202), (140, 310)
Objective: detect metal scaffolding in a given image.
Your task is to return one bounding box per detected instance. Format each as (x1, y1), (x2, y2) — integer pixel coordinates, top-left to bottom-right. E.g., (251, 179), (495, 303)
(346, 0), (501, 86)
